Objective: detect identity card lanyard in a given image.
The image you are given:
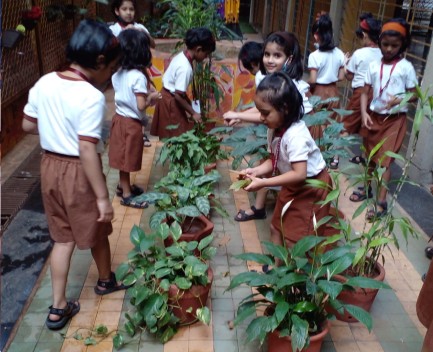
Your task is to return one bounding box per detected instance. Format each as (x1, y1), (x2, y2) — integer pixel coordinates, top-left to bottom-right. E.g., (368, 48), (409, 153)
(271, 129), (286, 177)
(65, 67), (91, 83)
(378, 58), (400, 98)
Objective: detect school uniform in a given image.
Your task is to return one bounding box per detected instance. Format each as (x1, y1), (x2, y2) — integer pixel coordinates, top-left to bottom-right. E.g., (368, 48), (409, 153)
(360, 58), (417, 167)
(344, 47), (382, 134)
(109, 22), (150, 37)
(308, 47), (345, 110)
(23, 72), (112, 249)
(109, 68), (147, 172)
(268, 121), (331, 245)
(150, 51), (194, 138)
(417, 261), (433, 332)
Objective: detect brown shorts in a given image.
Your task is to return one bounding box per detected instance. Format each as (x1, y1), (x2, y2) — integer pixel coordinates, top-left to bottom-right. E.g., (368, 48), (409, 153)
(41, 152), (112, 250)
(108, 114), (144, 172)
(344, 88), (374, 135)
(360, 112), (406, 168)
(271, 169), (332, 245)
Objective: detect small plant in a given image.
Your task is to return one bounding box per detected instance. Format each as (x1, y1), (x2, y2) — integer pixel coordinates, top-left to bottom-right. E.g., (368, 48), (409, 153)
(114, 221), (216, 345)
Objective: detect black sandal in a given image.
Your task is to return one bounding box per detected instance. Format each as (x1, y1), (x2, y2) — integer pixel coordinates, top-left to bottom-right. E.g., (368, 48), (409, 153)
(234, 206), (266, 222)
(349, 155), (366, 165)
(94, 272), (130, 296)
(425, 247), (433, 260)
(116, 184), (144, 197)
(46, 301), (80, 330)
(120, 195), (149, 209)
(143, 133), (151, 148)
(366, 201), (387, 222)
(329, 157), (339, 170)
(349, 186), (373, 202)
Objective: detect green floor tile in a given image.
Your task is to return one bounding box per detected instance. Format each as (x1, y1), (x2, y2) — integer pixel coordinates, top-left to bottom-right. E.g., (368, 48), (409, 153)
(32, 341), (64, 351)
(27, 298), (50, 314)
(13, 325), (42, 343)
(22, 312), (49, 327)
(6, 341), (37, 352)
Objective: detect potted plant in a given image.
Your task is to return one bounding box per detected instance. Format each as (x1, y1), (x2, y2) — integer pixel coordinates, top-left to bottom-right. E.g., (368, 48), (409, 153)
(114, 221), (215, 345)
(136, 169), (227, 233)
(2, 29), (24, 49)
(227, 201), (388, 351)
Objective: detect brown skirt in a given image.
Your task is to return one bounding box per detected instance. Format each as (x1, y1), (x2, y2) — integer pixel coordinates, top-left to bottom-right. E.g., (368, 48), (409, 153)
(311, 82), (341, 117)
(417, 260), (433, 328)
(108, 113), (144, 172)
(271, 169), (332, 245)
(344, 87), (366, 135)
(41, 152), (112, 250)
(150, 88), (194, 139)
(360, 112), (406, 168)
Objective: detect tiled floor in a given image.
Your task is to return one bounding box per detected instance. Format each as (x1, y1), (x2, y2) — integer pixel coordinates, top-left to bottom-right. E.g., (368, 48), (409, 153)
(4, 132), (431, 351)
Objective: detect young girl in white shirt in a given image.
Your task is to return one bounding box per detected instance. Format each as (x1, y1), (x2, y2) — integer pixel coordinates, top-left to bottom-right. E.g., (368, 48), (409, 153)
(358, 18), (417, 220)
(108, 29), (160, 208)
(344, 13), (382, 167)
(241, 72), (331, 248)
(308, 13), (345, 168)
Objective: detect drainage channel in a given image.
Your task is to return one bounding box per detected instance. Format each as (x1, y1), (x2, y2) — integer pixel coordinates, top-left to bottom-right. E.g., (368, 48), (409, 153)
(1, 146), (42, 235)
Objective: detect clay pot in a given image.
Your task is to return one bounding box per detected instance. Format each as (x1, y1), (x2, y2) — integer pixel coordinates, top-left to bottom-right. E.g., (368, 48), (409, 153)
(164, 215), (214, 246)
(204, 162), (217, 174)
(168, 268), (213, 324)
(268, 321), (329, 352)
(331, 262), (385, 323)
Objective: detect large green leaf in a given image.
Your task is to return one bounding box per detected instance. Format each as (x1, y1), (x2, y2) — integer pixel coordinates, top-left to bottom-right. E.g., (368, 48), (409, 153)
(177, 205), (201, 217)
(262, 241), (289, 262)
(234, 303), (257, 326)
(292, 236), (325, 258)
(234, 252), (273, 265)
(195, 196), (210, 215)
(130, 225), (144, 247)
(342, 304), (373, 331)
(228, 271), (262, 290)
(198, 235), (214, 251)
(274, 301), (289, 324)
(276, 272), (307, 289)
(317, 279), (343, 299)
(170, 221), (183, 242)
(290, 315), (309, 351)
(196, 306), (211, 325)
(320, 245), (353, 265)
(115, 263), (130, 281)
(174, 277), (192, 290)
(325, 255), (353, 277)
(245, 316), (272, 345)
(345, 276), (390, 289)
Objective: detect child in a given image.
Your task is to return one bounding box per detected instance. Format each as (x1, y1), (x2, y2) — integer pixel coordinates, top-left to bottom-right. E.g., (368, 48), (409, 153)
(308, 13), (345, 168)
(109, 29), (160, 208)
(241, 72), (331, 247)
(109, 0), (155, 48)
(238, 41), (263, 75)
(358, 18), (417, 219)
(150, 27), (216, 139)
(224, 32), (312, 221)
(22, 19), (126, 330)
(344, 13), (382, 166)
(417, 260), (433, 351)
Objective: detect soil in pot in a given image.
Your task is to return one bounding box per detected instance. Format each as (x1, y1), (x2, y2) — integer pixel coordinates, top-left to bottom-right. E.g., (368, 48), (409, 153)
(267, 321), (329, 352)
(168, 268), (213, 325)
(330, 262), (385, 323)
(164, 215), (214, 246)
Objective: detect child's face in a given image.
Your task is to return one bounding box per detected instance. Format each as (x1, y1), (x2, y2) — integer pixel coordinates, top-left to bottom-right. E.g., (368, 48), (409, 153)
(247, 62), (260, 76)
(93, 58), (120, 88)
(380, 34), (403, 62)
(254, 91), (283, 129)
(193, 48), (210, 63)
(263, 42), (290, 74)
(115, 1), (135, 23)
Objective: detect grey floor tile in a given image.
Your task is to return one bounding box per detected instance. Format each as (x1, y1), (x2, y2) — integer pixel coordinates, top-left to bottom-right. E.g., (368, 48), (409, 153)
(213, 311), (237, 340)
(212, 298), (235, 312)
(12, 325), (42, 343)
(214, 339), (239, 352)
(6, 341), (37, 352)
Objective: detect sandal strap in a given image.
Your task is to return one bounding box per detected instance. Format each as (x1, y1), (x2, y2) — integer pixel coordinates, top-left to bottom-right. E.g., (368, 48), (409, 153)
(251, 206), (266, 216)
(97, 272), (117, 289)
(49, 302), (73, 316)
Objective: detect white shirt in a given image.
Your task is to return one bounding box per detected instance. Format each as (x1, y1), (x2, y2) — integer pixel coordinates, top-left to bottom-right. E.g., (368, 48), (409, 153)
(109, 22), (149, 37)
(267, 120), (325, 177)
(24, 72), (105, 155)
(346, 47), (382, 88)
(365, 58), (417, 114)
(163, 51), (193, 93)
(112, 69), (148, 120)
(308, 48), (345, 84)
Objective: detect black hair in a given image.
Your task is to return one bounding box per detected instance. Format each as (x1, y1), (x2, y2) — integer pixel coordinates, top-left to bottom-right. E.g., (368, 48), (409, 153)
(66, 19), (121, 69)
(355, 13), (381, 44)
(111, 0), (137, 21)
(118, 29), (152, 70)
(256, 72), (304, 130)
(185, 27), (216, 53)
(379, 18), (411, 53)
(260, 31), (303, 80)
(238, 41), (263, 72)
(312, 13), (335, 51)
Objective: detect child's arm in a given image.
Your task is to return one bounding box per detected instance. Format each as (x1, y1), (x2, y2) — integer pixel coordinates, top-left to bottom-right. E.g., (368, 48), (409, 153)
(241, 159), (273, 178)
(136, 91), (161, 111)
(22, 115), (39, 134)
(360, 84), (373, 130)
(79, 140), (114, 223)
(223, 107), (261, 126)
(385, 87), (417, 110)
(174, 91), (201, 123)
(245, 161), (307, 192)
(308, 69), (317, 91)
(337, 66), (345, 81)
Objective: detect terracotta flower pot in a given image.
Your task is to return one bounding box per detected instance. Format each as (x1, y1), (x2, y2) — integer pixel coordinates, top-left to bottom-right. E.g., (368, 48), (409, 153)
(168, 268), (213, 325)
(204, 162), (217, 174)
(164, 215), (214, 247)
(331, 262), (385, 323)
(268, 321), (330, 352)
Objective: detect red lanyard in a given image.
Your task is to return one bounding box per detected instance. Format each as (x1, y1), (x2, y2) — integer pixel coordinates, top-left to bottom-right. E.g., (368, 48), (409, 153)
(65, 67), (90, 83)
(271, 129), (286, 177)
(378, 58), (401, 98)
(184, 50), (194, 68)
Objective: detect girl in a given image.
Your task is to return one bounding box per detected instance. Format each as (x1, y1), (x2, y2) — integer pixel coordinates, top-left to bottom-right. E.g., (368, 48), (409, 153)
(344, 13), (382, 167)
(150, 27), (216, 139)
(308, 13), (345, 168)
(358, 18), (417, 219)
(224, 32), (312, 222)
(417, 259), (433, 351)
(109, 0), (155, 48)
(22, 20), (126, 330)
(242, 72), (331, 247)
(109, 29), (160, 208)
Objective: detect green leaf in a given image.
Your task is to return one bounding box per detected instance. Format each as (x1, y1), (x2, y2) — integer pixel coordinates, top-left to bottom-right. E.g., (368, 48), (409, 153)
(160, 279), (170, 291)
(342, 304), (373, 331)
(125, 320), (136, 336)
(353, 246), (366, 267)
(196, 306), (211, 325)
(234, 303), (257, 326)
(130, 225), (144, 247)
(245, 316), (272, 345)
(227, 271), (262, 290)
(317, 279), (343, 299)
(113, 333), (125, 349)
(165, 245), (184, 257)
(326, 255), (353, 277)
(177, 205), (202, 218)
(84, 337), (97, 345)
(369, 237), (390, 248)
(198, 235), (214, 251)
(292, 236), (325, 258)
(115, 263), (130, 281)
(170, 221), (183, 242)
(135, 286), (151, 305)
(155, 268), (172, 279)
(175, 277), (192, 290)
(195, 196), (210, 215)
(235, 253), (273, 266)
(122, 273), (137, 286)
(274, 301), (289, 324)
(262, 241), (289, 262)
(320, 245), (353, 265)
(293, 301), (316, 313)
(290, 315), (309, 351)
(276, 272), (307, 289)
(345, 277), (391, 289)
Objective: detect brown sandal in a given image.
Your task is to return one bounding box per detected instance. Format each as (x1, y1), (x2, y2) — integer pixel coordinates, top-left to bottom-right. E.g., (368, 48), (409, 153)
(234, 206), (266, 222)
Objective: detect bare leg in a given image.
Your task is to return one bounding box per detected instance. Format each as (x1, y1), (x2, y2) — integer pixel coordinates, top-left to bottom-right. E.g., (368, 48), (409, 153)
(49, 241), (76, 321)
(377, 167), (391, 205)
(270, 224), (284, 267)
(91, 236), (112, 285)
(242, 188), (268, 216)
(119, 171), (131, 198)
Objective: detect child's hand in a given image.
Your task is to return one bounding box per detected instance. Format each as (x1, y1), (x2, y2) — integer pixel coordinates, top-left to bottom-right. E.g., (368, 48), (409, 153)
(344, 52), (351, 66)
(362, 112), (373, 130)
(385, 94), (400, 110)
(96, 197), (114, 222)
(244, 176), (264, 192)
(147, 91), (162, 106)
(223, 111), (240, 126)
(192, 112), (202, 123)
